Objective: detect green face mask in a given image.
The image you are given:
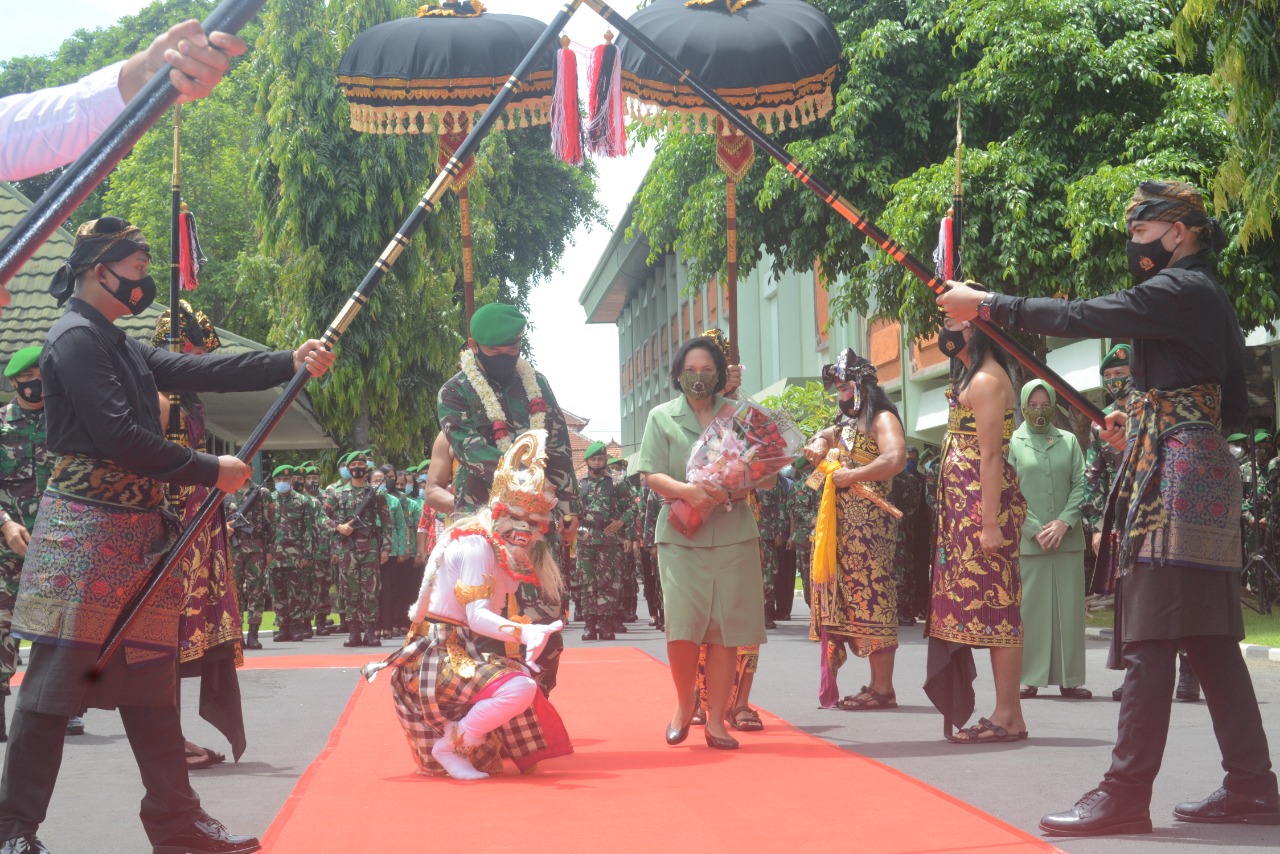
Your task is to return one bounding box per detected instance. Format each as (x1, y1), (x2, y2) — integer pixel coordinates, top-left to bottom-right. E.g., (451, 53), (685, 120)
(1022, 404), (1054, 433)
(679, 371), (716, 400)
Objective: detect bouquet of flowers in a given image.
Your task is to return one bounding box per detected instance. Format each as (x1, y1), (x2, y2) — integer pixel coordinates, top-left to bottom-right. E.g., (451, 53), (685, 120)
(667, 400), (804, 538)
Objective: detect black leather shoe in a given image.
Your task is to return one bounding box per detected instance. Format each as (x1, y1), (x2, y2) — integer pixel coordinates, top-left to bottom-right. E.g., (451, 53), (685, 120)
(1039, 789), (1152, 836)
(666, 720), (690, 746)
(704, 730), (739, 750)
(0, 833), (51, 853)
(1059, 686), (1093, 699)
(151, 814), (260, 854)
(1173, 787), (1280, 825)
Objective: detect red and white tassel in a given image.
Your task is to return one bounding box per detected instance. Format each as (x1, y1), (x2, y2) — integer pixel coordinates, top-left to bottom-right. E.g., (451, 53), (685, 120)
(587, 31), (626, 157)
(551, 35), (583, 166)
(177, 207), (205, 291)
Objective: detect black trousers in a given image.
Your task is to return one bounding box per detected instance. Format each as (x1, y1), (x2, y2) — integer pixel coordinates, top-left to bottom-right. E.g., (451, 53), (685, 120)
(0, 704), (202, 843)
(1101, 636), (1277, 805)
(639, 548), (663, 618)
(773, 545), (797, 619)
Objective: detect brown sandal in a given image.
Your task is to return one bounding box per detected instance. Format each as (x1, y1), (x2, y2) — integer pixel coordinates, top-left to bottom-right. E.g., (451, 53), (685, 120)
(185, 745), (226, 770)
(945, 717), (1029, 745)
(727, 707), (764, 732)
(837, 686), (898, 711)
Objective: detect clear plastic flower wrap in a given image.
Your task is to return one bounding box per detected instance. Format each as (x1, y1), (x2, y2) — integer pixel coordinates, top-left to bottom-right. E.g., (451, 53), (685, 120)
(666, 400), (805, 538)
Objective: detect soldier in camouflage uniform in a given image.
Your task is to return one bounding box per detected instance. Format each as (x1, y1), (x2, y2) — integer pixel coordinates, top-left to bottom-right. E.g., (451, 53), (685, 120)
(639, 475), (665, 629)
(300, 463), (334, 636)
(326, 449), (391, 647)
(611, 457), (641, 624)
(265, 465), (315, 642)
(227, 481), (271, 649)
(437, 304), (579, 688)
(753, 477), (790, 628)
(0, 347), (50, 737)
(577, 442), (626, 641)
(1082, 345), (1133, 563)
(787, 457), (820, 608)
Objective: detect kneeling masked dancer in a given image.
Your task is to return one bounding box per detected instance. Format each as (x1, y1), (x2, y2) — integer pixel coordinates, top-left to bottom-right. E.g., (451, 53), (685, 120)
(362, 430), (571, 780)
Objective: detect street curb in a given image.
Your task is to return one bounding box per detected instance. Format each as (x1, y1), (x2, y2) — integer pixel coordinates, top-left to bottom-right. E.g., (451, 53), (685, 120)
(1085, 626), (1280, 662)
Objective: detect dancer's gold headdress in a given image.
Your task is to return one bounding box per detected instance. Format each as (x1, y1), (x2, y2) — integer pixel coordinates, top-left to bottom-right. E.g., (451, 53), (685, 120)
(489, 429), (557, 516)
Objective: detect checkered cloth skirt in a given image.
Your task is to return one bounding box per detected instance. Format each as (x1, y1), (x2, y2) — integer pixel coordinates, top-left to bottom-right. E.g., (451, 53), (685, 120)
(364, 622), (570, 776)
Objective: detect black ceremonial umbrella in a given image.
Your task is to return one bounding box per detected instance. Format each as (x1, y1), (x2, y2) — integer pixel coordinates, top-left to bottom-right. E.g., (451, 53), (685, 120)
(337, 1), (556, 327)
(617, 0), (840, 361)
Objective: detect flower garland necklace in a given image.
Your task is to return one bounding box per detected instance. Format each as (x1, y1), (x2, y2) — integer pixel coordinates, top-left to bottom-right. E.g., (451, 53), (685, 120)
(460, 349), (546, 451)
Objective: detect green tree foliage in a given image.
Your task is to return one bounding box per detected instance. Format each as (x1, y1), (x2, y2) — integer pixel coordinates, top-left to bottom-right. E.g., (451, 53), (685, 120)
(760, 380), (836, 439)
(633, 0), (1280, 337)
(252, 0), (602, 462)
(1174, 0), (1280, 250)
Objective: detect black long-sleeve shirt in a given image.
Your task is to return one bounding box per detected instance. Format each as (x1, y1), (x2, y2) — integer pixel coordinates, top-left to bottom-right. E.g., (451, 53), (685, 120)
(40, 298), (296, 486)
(986, 254), (1247, 433)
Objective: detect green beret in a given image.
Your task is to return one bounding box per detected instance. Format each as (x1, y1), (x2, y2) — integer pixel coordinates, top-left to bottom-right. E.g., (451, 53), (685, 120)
(1254, 430), (1272, 444)
(302, 464), (318, 475)
(583, 441), (607, 460)
(419, 459), (432, 471)
(1100, 343), (1131, 373)
(272, 464), (294, 477)
(4, 346), (41, 379)
(1227, 433), (1247, 442)
(347, 448), (371, 463)
(608, 457), (627, 466)
(470, 303), (526, 347)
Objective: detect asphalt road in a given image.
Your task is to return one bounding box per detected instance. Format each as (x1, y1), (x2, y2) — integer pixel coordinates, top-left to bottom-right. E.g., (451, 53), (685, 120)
(6, 595), (1279, 853)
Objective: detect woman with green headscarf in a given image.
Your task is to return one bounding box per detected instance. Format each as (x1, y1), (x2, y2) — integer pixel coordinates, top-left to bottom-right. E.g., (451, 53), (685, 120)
(1009, 379), (1090, 700)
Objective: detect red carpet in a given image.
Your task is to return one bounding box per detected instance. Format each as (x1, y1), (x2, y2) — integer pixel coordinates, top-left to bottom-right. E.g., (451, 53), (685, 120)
(261, 646), (1061, 853)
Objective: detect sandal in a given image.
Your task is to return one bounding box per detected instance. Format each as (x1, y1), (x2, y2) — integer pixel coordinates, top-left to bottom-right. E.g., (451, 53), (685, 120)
(184, 745), (226, 770)
(837, 686), (898, 711)
(727, 707), (764, 732)
(690, 708), (707, 726)
(1020, 685), (1039, 699)
(945, 717), (1029, 745)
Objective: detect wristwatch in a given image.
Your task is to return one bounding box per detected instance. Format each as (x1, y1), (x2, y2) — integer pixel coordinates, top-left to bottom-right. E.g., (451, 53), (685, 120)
(0, 510), (10, 528)
(976, 292), (997, 322)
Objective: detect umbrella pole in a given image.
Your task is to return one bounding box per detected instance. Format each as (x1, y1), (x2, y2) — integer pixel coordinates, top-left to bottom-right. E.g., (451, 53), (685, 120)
(586, 0), (1104, 426)
(725, 176), (739, 364)
(0, 0), (267, 286)
(460, 183), (476, 330)
(91, 0), (587, 676)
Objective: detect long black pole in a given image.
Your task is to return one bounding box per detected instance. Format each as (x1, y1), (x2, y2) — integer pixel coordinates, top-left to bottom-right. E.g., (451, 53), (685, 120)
(587, 0), (1106, 427)
(166, 107), (186, 510)
(92, 0), (585, 675)
(0, 0), (266, 286)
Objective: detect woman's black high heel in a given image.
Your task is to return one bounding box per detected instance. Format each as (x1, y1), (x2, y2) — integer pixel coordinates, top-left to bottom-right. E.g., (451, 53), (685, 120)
(704, 730), (739, 750)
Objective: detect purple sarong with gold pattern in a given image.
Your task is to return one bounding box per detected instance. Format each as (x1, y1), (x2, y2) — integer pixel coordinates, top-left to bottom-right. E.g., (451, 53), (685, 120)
(927, 390), (1027, 648)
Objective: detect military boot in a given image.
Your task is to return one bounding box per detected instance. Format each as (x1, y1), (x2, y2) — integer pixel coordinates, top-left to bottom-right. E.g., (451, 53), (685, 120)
(244, 627), (263, 650)
(298, 621), (314, 639)
(344, 621), (364, 648)
(611, 615), (628, 634)
(597, 617), (615, 642)
(273, 619), (291, 642)
(314, 615), (332, 636)
(364, 628), (382, 647)
(581, 616), (599, 642)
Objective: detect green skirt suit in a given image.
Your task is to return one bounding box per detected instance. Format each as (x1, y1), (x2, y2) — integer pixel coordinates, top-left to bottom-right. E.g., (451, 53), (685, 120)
(634, 394), (767, 647)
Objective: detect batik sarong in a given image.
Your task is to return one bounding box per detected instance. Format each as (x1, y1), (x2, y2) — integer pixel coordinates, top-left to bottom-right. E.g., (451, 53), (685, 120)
(927, 391), (1027, 648)
(364, 621), (572, 776)
(13, 455), (181, 668)
(810, 427), (901, 707)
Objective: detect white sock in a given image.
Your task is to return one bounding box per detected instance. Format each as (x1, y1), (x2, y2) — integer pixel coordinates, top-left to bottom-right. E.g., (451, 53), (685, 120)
(431, 722), (489, 781)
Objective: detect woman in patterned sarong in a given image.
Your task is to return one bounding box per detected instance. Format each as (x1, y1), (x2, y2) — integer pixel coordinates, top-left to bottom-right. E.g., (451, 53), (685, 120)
(926, 318), (1029, 744)
(804, 348), (905, 710)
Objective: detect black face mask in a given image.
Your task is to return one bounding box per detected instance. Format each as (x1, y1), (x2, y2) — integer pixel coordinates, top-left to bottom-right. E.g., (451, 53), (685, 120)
(837, 384), (862, 418)
(937, 327), (969, 358)
(1126, 238), (1173, 283)
(349, 467), (368, 480)
(100, 267), (157, 315)
(14, 379), (42, 405)
(476, 351), (519, 382)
